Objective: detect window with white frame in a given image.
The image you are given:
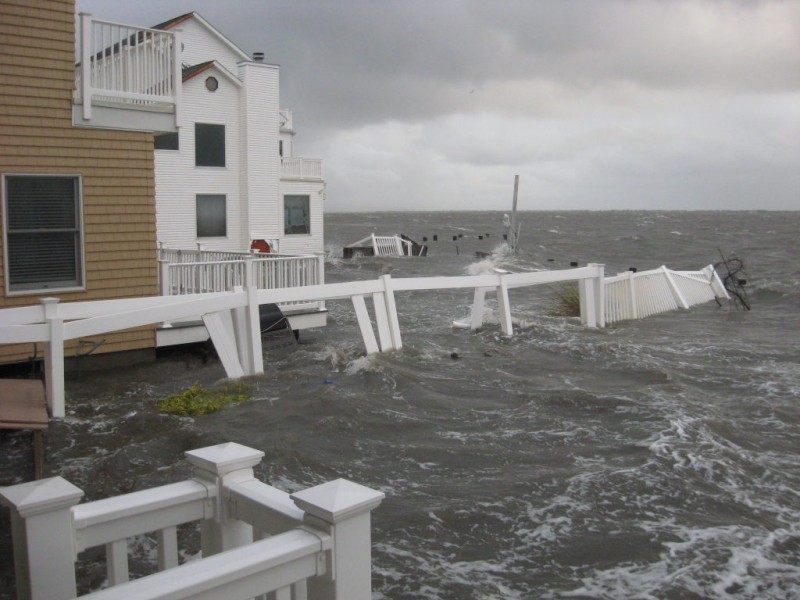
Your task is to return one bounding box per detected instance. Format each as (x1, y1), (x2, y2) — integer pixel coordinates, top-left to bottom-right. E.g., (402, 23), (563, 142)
(3, 174), (83, 293)
(284, 195), (310, 234)
(195, 123), (225, 167)
(196, 194), (226, 237)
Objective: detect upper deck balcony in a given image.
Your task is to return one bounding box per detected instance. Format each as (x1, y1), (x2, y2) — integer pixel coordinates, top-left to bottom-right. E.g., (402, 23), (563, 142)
(73, 14), (181, 133)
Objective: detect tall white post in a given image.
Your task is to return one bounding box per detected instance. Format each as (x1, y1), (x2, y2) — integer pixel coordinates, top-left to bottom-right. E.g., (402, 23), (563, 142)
(41, 298), (64, 418)
(495, 274), (513, 336)
(381, 275), (403, 350)
(292, 479), (385, 600)
(185, 442), (264, 557)
(470, 287), (488, 330)
(243, 257), (264, 375)
(79, 13), (92, 120)
(591, 263), (606, 328)
(171, 29), (182, 128)
(627, 271), (638, 320)
(0, 477), (84, 600)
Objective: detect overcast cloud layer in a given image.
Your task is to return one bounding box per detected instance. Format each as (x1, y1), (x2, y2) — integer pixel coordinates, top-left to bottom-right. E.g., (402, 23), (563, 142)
(77, 0), (800, 211)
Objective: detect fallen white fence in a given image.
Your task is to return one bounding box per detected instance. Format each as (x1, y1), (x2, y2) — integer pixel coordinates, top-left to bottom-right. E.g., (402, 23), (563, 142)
(604, 265), (726, 325)
(0, 442), (384, 600)
(0, 263), (725, 418)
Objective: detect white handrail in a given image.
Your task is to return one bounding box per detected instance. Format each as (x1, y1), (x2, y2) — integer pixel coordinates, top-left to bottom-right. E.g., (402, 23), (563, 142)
(0, 443), (384, 600)
(77, 14), (179, 122)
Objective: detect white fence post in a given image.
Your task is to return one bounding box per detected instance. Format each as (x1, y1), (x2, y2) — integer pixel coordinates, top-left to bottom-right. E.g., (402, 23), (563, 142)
(185, 442), (264, 556)
(292, 479), (385, 600)
(243, 256), (264, 375)
(628, 271), (638, 320)
(316, 252), (327, 310)
(381, 275), (403, 350)
(592, 263), (606, 328)
(470, 287), (488, 330)
(41, 298), (65, 418)
(158, 260), (171, 296)
(0, 477), (84, 600)
(495, 274), (513, 336)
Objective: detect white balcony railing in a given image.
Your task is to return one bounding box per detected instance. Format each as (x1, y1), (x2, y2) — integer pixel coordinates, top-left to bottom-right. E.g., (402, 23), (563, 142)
(281, 157), (323, 180)
(75, 14), (181, 124)
(0, 442), (384, 600)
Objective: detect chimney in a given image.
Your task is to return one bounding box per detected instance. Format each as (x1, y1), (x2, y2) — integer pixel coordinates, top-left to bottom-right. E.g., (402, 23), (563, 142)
(252, 51), (265, 62)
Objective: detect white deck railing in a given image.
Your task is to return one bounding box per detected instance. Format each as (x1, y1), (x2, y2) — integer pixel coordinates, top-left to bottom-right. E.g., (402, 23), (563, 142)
(604, 265), (726, 325)
(157, 251), (325, 315)
(0, 264), (725, 418)
(0, 442), (384, 600)
(75, 14), (181, 123)
(281, 158), (323, 180)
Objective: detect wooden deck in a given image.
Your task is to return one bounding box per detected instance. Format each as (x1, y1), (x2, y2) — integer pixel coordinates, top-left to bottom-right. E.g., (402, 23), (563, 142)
(0, 379), (48, 479)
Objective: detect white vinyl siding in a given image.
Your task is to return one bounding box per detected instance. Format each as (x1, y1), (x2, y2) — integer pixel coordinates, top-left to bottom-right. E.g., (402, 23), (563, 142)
(3, 174), (84, 294)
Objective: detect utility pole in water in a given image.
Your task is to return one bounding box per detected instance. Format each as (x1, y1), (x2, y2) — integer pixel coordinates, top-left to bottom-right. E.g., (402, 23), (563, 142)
(505, 175), (522, 253)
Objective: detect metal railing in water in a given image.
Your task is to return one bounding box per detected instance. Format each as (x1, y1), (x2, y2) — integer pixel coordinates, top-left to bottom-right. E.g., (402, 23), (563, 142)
(0, 442), (384, 600)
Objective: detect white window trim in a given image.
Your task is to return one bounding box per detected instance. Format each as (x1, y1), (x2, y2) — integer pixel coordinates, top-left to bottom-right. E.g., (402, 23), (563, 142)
(3, 173), (86, 297)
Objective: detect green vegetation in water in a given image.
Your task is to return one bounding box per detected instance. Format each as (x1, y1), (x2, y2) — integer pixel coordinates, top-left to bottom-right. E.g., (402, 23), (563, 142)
(156, 381), (251, 416)
(547, 283), (581, 317)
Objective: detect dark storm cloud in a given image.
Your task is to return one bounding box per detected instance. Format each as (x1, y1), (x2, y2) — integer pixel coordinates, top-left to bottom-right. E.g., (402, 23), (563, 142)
(76, 0), (800, 210)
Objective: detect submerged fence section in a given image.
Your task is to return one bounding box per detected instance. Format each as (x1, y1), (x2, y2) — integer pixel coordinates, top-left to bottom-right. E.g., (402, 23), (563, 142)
(0, 442), (384, 600)
(604, 265), (726, 325)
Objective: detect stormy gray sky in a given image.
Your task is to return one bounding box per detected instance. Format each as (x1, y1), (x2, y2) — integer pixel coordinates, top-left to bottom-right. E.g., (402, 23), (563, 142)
(77, 0), (800, 212)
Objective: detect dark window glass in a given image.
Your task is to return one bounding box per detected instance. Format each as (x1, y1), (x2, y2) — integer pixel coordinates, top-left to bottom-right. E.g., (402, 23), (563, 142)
(196, 194), (226, 237)
(284, 195), (310, 235)
(195, 123), (225, 167)
(4, 175), (82, 292)
(155, 132), (179, 150)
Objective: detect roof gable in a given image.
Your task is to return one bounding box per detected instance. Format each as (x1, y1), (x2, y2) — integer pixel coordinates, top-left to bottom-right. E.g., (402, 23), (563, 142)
(155, 12), (251, 63)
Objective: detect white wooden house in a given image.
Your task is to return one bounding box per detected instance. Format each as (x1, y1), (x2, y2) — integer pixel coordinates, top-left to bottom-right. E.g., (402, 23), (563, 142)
(152, 12), (325, 256)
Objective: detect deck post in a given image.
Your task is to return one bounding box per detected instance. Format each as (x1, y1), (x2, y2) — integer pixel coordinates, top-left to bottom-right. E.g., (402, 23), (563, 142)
(292, 479), (385, 600)
(185, 442), (264, 556)
(591, 263), (606, 327)
(41, 298), (65, 418)
(495, 274), (513, 336)
(0, 477), (84, 600)
(381, 275), (403, 350)
(79, 13), (92, 121)
(627, 270), (638, 320)
(351, 295), (379, 355)
(371, 292), (393, 351)
(470, 287), (488, 330)
(158, 259), (171, 296)
(243, 257), (264, 375)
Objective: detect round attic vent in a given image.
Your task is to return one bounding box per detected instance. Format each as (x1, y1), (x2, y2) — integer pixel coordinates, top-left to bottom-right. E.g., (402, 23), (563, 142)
(205, 77), (219, 92)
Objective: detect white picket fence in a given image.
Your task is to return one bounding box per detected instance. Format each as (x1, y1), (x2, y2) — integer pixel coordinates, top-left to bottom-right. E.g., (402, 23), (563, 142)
(0, 263), (726, 419)
(604, 265), (726, 325)
(0, 442), (384, 600)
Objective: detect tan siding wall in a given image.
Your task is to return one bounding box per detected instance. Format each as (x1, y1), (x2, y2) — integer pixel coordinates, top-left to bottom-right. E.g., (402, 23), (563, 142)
(0, 0), (158, 363)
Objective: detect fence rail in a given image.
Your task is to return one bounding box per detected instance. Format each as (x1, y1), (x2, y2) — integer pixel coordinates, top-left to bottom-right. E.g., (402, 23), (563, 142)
(0, 264), (725, 418)
(281, 157), (323, 180)
(0, 443), (384, 600)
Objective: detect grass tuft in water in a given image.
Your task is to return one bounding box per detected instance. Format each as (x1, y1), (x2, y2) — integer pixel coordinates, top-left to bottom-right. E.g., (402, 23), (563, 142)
(547, 283), (581, 317)
(156, 381), (251, 416)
